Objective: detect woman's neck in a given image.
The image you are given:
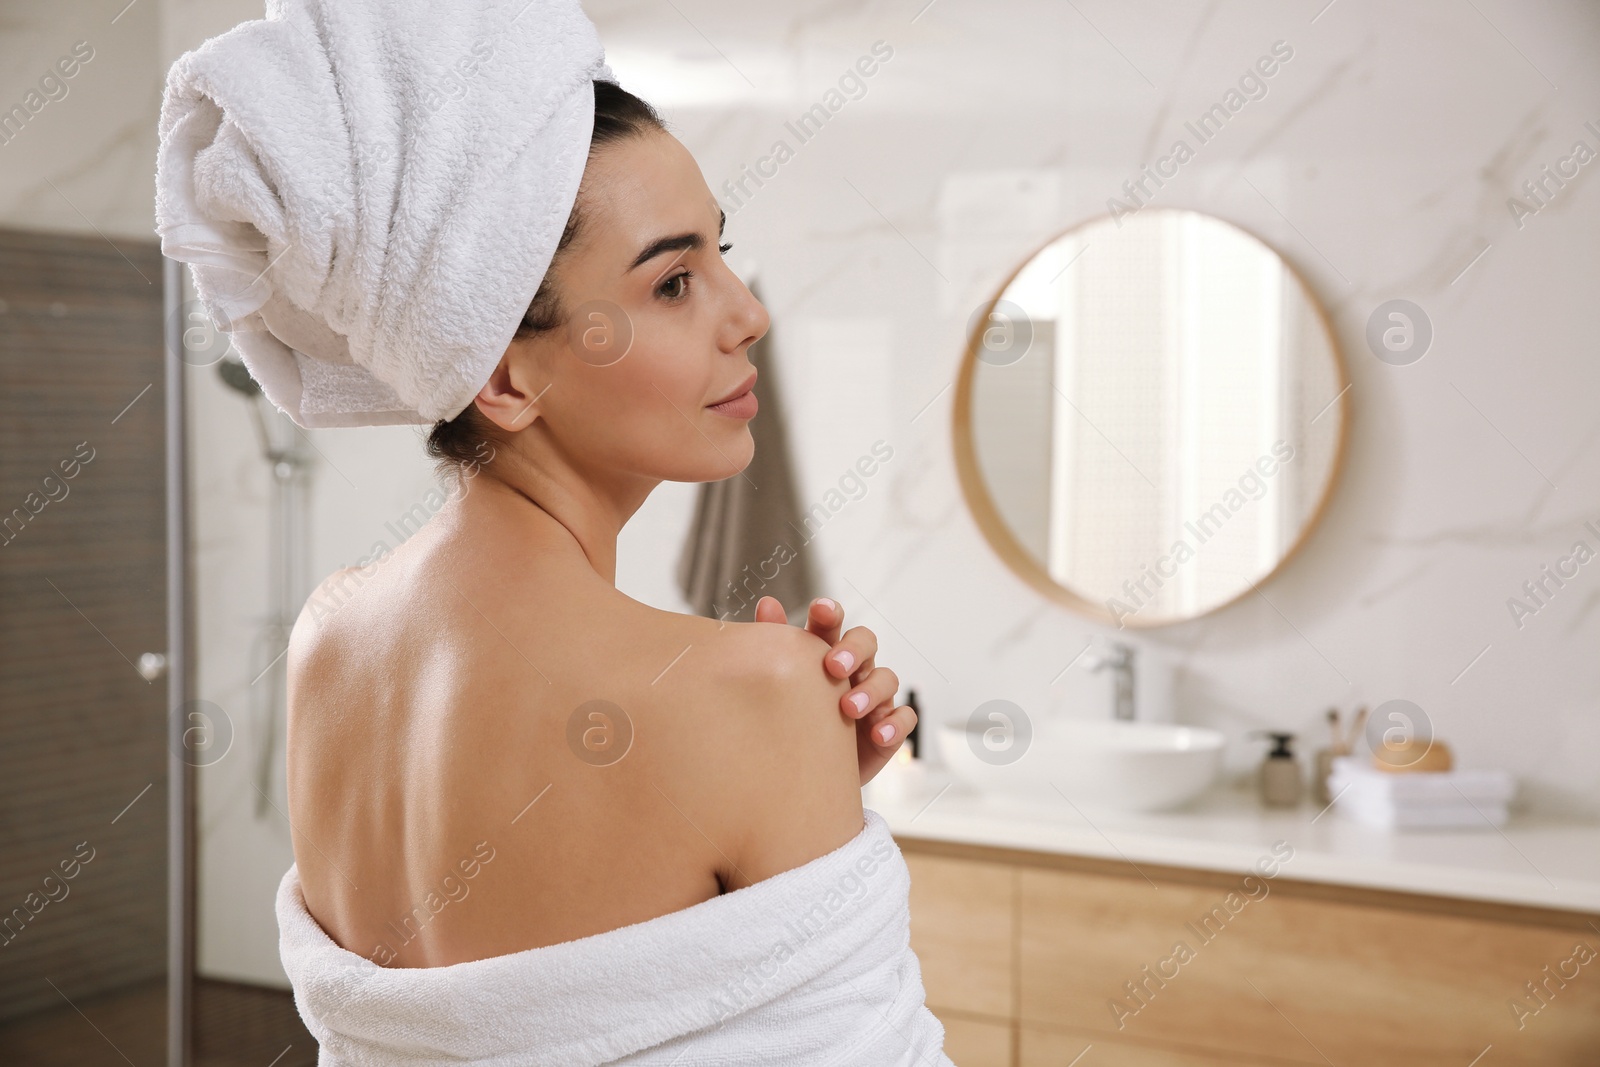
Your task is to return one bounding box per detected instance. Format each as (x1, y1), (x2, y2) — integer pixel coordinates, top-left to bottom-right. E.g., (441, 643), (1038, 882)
(456, 448), (657, 587)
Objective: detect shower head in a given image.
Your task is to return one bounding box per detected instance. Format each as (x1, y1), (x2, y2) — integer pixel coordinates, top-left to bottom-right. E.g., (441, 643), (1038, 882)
(217, 356), (263, 397)
(216, 355), (277, 462)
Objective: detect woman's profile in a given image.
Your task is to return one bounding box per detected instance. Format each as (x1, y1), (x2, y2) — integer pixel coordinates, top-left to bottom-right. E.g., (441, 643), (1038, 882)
(285, 78), (919, 967)
(156, 2), (951, 1061)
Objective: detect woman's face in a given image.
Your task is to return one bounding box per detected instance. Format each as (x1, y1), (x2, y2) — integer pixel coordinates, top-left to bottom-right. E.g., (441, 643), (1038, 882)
(486, 129), (770, 486)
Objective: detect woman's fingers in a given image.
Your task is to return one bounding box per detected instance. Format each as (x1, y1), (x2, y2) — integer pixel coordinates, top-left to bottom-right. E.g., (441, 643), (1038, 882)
(806, 597), (844, 646)
(863, 702), (918, 747)
(840, 664), (898, 719)
(753, 595), (787, 624)
(754, 597), (882, 697)
(854, 702), (915, 786)
(827, 623), (879, 681)
(748, 597), (912, 782)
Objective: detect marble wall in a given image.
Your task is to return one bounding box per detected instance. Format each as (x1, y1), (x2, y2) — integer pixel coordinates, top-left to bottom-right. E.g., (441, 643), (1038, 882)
(592, 0), (1600, 819)
(0, 0), (159, 237)
(4, 0), (1596, 985)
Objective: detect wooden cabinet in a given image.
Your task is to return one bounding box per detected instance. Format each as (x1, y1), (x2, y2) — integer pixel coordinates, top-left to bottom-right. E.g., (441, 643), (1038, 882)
(906, 852), (1016, 1018)
(1020, 1027), (1247, 1065)
(903, 840), (1600, 1067)
(940, 1015), (1014, 1067)
(906, 852), (1017, 1066)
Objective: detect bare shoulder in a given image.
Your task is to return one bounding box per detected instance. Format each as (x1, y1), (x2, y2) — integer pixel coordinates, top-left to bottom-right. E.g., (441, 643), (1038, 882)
(287, 566), (364, 683)
(654, 611), (853, 724)
(284, 561), (391, 757)
(659, 615), (864, 890)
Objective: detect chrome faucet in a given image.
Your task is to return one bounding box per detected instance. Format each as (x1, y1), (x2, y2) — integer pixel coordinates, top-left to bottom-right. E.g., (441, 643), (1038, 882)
(1087, 641), (1136, 721)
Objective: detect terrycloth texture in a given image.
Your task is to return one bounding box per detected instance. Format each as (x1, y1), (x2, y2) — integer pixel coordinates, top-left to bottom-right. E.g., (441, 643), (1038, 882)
(676, 279), (820, 623)
(276, 808), (954, 1066)
(154, 0), (615, 428)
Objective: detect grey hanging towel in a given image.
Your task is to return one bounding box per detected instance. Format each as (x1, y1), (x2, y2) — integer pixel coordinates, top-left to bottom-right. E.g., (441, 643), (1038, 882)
(676, 279), (818, 622)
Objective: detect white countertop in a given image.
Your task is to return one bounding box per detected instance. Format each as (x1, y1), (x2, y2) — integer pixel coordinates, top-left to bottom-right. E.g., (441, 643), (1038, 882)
(864, 763), (1600, 915)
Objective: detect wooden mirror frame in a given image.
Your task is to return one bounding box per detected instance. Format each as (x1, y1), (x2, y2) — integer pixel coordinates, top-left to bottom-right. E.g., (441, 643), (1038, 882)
(951, 208), (1351, 629)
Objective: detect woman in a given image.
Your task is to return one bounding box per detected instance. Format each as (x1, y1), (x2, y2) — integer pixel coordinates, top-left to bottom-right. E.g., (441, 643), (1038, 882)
(156, 0), (947, 1053)
(280, 76), (943, 1057)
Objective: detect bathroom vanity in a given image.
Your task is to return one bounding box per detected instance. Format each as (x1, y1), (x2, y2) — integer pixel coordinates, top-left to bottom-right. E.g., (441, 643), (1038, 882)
(927, 189), (1600, 1065)
(874, 782), (1600, 1066)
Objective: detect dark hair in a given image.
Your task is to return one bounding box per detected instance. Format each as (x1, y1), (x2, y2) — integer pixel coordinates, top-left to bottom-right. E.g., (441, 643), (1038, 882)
(425, 80), (667, 476)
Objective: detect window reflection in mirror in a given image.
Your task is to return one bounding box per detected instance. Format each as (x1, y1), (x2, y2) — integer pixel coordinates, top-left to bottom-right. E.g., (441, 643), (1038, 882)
(961, 209), (1346, 627)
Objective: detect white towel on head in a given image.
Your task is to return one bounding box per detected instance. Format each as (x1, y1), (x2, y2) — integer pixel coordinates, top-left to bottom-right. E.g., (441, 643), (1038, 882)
(275, 808), (955, 1066)
(155, 0), (616, 428)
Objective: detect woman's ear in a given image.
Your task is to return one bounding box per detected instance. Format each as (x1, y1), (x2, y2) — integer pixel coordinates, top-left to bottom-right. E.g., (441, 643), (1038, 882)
(473, 343), (549, 433)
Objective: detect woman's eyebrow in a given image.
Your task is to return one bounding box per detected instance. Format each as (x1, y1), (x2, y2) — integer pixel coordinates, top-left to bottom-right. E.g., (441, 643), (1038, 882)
(625, 210), (728, 274)
(627, 232), (701, 273)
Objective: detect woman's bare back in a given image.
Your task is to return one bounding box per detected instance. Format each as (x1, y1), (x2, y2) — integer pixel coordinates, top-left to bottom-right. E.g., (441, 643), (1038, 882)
(284, 489), (861, 968)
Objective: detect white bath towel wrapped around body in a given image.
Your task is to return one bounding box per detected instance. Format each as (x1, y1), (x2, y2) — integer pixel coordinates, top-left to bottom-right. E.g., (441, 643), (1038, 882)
(275, 808), (954, 1066)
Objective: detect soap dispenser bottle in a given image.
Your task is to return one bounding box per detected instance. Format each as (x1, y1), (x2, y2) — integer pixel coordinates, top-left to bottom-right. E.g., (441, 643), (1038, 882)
(1251, 731), (1303, 808)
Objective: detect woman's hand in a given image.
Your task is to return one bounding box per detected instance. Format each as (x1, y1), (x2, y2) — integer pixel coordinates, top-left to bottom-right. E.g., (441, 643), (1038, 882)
(752, 595), (918, 788)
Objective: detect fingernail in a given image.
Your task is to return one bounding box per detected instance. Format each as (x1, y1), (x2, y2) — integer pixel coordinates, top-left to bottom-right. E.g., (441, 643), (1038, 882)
(849, 691), (869, 714)
(832, 650), (855, 673)
(817, 597), (837, 612)
(875, 723), (895, 743)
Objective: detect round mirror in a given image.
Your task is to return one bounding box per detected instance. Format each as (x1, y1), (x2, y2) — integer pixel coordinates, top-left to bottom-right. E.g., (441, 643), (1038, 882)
(953, 208), (1347, 628)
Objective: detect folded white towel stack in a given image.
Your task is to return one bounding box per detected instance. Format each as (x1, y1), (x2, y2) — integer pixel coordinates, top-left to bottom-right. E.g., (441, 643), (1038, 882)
(1329, 756), (1516, 830)
(276, 808), (954, 1066)
(155, 0), (616, 427)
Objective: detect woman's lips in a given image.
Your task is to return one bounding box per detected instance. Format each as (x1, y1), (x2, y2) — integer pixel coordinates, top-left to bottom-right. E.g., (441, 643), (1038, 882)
(707, 385), (758, 419)
(707, 369), (758, 419)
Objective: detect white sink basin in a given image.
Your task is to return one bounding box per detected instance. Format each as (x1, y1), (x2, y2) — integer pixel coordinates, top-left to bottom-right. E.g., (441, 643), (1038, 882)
(937, 718), (1224, 813)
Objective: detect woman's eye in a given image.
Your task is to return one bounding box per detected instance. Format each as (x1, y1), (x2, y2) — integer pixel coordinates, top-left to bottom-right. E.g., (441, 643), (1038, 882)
(659, 271), (691, 300)
(720, 242), (733, 255)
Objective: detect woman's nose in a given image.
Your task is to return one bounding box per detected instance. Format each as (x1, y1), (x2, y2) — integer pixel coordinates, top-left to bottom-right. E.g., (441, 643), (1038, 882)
(725, 274), (770, 353)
